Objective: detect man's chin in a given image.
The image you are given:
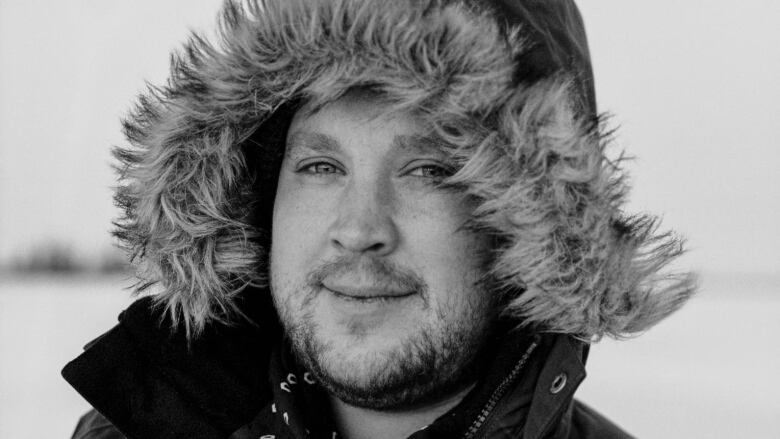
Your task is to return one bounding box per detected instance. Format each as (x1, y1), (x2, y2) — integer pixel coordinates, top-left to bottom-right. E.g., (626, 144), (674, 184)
(321, 367), (476, 411)
(292, 330), (479, 410)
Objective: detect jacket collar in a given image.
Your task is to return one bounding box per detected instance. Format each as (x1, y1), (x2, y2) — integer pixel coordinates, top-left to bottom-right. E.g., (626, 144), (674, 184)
(523, 334), (588, 439)
(63, 292), (282, 438)
(457, 330), (588, 439)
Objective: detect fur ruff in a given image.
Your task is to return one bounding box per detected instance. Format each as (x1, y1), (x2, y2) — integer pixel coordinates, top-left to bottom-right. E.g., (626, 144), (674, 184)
(115, 0), (696, 340)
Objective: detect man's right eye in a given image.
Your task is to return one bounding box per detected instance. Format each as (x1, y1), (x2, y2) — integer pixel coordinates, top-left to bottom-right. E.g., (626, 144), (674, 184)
(297, 161), (343, 175)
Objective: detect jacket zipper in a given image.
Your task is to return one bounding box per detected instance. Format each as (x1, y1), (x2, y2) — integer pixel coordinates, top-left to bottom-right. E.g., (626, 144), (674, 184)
(462, 336), (540, 439)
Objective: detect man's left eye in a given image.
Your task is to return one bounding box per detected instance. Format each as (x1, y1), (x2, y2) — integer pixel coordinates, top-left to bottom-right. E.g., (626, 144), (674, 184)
(407, 165), (453, 179)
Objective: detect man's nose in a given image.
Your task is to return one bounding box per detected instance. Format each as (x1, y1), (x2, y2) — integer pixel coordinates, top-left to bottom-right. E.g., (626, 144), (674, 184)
(327, 179), (399, 255)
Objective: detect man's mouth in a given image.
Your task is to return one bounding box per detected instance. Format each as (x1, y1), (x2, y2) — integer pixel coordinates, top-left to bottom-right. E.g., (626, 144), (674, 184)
(320, 281), (416, 302)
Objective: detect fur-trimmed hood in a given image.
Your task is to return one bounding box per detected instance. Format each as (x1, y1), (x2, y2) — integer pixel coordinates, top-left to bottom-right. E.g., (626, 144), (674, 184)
(114, 0), (696, 340)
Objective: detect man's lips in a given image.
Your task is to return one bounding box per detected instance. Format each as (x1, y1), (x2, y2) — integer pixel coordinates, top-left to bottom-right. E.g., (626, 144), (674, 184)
(320, 281), (416, 300)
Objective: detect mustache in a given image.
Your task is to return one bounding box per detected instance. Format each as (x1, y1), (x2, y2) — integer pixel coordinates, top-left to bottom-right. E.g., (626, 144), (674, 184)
(306, 255), (427, 294)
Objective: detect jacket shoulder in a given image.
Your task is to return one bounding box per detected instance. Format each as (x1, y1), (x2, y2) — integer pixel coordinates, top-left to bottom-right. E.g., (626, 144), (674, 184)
(71, 409), (126, 439)
(568, 400), (634, 439)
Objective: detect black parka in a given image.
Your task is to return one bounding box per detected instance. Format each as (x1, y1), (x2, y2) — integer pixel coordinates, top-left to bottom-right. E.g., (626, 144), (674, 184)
(64, 295), (632, 438)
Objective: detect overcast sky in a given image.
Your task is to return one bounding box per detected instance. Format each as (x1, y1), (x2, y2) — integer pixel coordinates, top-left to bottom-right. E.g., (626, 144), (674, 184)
(0, 1), (778, 275)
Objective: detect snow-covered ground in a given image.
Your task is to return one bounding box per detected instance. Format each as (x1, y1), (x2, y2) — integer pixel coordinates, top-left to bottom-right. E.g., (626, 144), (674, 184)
(1, 273), (777, 438)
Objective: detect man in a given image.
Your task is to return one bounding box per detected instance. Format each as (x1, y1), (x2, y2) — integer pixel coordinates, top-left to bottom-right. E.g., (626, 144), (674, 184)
(64, 0), (696, 438)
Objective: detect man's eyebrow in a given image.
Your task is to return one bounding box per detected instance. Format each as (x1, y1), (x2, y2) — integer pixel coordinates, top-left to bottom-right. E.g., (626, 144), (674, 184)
(285, 131), (340, 158)
(286, 132), (448, 158)
(393, 134), (448, 156)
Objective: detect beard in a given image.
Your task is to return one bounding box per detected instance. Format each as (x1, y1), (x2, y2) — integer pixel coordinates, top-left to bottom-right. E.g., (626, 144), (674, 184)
(271, 255), (497, 410)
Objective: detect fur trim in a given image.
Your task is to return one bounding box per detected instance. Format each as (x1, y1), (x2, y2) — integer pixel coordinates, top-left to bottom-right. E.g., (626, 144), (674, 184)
(114, 0), (696, 339)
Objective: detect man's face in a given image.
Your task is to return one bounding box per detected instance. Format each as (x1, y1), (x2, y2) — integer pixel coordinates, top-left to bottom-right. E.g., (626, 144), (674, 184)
(270, 91), (496, 409)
